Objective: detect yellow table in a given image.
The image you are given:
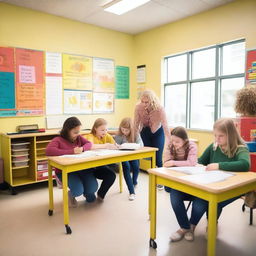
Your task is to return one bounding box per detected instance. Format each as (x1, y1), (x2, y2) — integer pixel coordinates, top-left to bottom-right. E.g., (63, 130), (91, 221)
(47, 147), (157, 234)
(147, 168), (256, 256)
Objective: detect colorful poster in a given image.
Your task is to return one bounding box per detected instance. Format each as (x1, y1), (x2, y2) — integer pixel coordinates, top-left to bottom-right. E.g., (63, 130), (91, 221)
(93, 58), (115, 92)
(115, 66), (129, 99)
(93, 92), (114, 113)
(0, 47), (15, 72)
(0, 72), (15, 109)
(45, 52), (63, 115)
(64, 90), (92, 114)
(15, 48), (44, 115)
(63, 54), (92, 90)
(0, 47), (15, 111)
(246, 49), (256, 84)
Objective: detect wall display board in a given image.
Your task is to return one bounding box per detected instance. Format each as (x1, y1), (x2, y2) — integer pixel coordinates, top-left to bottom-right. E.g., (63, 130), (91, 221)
(0, 46), (119, 118)
(246, 49), (256, 85)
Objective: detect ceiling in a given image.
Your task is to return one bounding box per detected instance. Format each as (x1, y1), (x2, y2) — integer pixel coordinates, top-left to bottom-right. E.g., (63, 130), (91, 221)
(1, 0), (234, 34)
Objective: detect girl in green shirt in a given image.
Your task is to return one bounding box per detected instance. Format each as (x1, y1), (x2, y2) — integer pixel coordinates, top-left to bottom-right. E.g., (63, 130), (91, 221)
(170, 118), (250, 242)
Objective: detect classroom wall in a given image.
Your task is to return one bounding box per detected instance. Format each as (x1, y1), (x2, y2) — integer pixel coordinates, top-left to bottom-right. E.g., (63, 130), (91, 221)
(0, 3), (136, 133)
(133, 0), (256, 154)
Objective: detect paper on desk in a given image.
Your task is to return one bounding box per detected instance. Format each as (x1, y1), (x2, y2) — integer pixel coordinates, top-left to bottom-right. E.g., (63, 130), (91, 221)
(167, 166), (206, 175)
(119, 143), (141, 150)
(59, 149), (123, 158)
(179, 171), (234, 184)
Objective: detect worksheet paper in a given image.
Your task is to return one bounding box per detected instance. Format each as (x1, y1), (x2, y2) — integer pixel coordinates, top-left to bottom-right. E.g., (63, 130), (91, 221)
(167, 166), (206, 175)
(179, 171), (234, 185)
(59, 149), (128, 158)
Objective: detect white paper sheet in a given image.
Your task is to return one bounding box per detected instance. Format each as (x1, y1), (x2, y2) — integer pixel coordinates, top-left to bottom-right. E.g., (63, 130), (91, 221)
(179, 171), (234, 184)
(119, 143), (141, 150)
(167, 166), (206, 175)
(59, 149), (125, 158)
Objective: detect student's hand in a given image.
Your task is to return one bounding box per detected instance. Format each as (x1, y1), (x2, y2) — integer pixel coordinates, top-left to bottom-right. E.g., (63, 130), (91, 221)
(163, 160), (175, 167)
(206, 163), (219, 171)
(106, 143), (118, 150)
(74, 147), (83, 154)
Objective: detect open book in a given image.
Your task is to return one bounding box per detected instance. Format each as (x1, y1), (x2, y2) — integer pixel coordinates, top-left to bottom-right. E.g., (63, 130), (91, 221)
(118, 143), (141, 150)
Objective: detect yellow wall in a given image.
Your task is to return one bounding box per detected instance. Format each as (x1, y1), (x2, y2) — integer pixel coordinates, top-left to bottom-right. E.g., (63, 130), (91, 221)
(0, 3), (136, 132)
(1, 0), (255, 154)
(134, 0), (256, 154)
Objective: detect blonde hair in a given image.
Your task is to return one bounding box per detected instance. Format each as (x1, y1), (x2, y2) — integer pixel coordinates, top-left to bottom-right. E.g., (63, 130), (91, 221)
(213, 118), (245, 158)
(140, 90), (160, 111)
(117, 117), (135, 143)
(91, 118), (107, 136)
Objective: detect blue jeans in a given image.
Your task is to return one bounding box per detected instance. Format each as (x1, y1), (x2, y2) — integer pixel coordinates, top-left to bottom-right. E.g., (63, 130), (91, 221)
(140, 126), (165, 167)
(56, 169), (98, 202)
(170, 188), (241, 229)
(122, 160), (139, 194)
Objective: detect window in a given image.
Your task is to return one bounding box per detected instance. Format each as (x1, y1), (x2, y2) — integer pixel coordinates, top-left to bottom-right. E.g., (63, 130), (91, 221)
(164, 39), (245, 130)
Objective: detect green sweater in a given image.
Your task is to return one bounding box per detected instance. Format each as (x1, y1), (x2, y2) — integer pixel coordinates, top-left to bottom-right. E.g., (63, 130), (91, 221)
(198, 143), (250, 172)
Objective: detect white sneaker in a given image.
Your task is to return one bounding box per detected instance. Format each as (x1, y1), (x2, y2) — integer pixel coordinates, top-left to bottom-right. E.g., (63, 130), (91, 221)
(68, 191), (78, 208)
(55, 175), (62, 189)
(128, 194), (136, 201)
(157, 184), (164, 190)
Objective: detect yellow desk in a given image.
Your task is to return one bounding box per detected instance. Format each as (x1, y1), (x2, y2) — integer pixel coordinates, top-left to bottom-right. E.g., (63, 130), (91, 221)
(147, 168), (256, 256)
(47, 147), (157, 234)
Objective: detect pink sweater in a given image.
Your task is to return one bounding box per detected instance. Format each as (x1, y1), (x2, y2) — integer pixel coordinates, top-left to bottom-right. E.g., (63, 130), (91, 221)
(134, 103), (170, 138)
(46, 135), (92, 156)
(163, 140), (197, 166)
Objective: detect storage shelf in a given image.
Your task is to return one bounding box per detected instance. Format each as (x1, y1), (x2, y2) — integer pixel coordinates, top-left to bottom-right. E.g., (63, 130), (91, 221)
(12, 177), (36, 186)
(12, 165), (29, 169)
(37, 156), (48, 161)
(36, 140), (51, 144)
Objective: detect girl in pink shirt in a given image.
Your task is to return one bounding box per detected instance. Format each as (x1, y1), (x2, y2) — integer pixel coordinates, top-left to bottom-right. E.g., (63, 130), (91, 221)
(163, 126), (198, 242)
(46, 117), (98, 207)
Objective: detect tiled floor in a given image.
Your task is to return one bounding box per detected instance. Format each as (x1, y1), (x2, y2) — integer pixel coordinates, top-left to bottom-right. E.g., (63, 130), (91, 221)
(0, 172), (255, 256)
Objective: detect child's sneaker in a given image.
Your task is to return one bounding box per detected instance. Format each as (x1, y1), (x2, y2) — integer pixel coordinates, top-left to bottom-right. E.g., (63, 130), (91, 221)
(128, 194), (136, 201)
(68, 191), (78, 208)
(157, 184), (164, 190)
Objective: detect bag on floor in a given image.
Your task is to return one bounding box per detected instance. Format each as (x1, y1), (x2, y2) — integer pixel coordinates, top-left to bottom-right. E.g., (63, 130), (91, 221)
(244, 191), (256, 209)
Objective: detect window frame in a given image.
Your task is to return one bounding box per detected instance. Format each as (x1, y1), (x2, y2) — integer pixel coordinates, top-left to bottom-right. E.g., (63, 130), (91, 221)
(163, 39), (245, 130)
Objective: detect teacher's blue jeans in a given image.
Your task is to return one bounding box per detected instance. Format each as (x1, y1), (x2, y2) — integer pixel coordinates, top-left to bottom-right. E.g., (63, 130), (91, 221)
(170, 188), (241, 229)
(56, 169), (98, 202)
(122, 160), (139, 194)
(140, 126), (165, 168)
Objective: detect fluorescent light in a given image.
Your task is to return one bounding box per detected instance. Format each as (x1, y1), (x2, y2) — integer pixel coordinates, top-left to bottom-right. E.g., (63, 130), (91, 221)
(104, 0), (150, 15)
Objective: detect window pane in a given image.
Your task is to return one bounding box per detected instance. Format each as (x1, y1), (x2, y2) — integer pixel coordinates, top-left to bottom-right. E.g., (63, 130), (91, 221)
(222, 42), (245, 75)
(190, 81), (215, 129)
(192, 48), (216, 79)
(167, 55), (187, 83)
(221, 77), (244, 118)
(165, 84), (186, 127)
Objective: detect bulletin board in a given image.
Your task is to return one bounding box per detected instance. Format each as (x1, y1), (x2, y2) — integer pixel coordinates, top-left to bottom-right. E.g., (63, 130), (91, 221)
(246, 49), (256, 85)
(0, 46), (119, 117)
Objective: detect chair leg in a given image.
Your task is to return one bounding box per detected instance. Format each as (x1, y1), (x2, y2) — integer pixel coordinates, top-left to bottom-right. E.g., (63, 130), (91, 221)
(250, 208), (253, 225)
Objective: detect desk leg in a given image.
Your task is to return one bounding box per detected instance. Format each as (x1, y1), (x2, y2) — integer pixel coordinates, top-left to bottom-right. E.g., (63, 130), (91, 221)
(48, 163), (54, 216)
(149, 174), (157, 249)
(208, 196), (217, 256)
(119, 162), (123, 193)
(62, 171), (71, 234)
(148, 153), (156, 215)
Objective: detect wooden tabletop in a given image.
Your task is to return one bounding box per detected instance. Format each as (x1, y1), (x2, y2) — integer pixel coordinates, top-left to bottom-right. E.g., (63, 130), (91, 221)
(48, 147), (158, 166)
(148, 167), (256, 194)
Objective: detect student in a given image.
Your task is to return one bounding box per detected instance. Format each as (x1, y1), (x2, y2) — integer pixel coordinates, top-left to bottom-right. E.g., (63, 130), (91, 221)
(86, 118), (117, 201)
(163, 126), (197, 241)
(169, 118), (250, 242)
(134, 90), (169, 189)
(46, 117), (98, 208)
(114, 117), (143, 201)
